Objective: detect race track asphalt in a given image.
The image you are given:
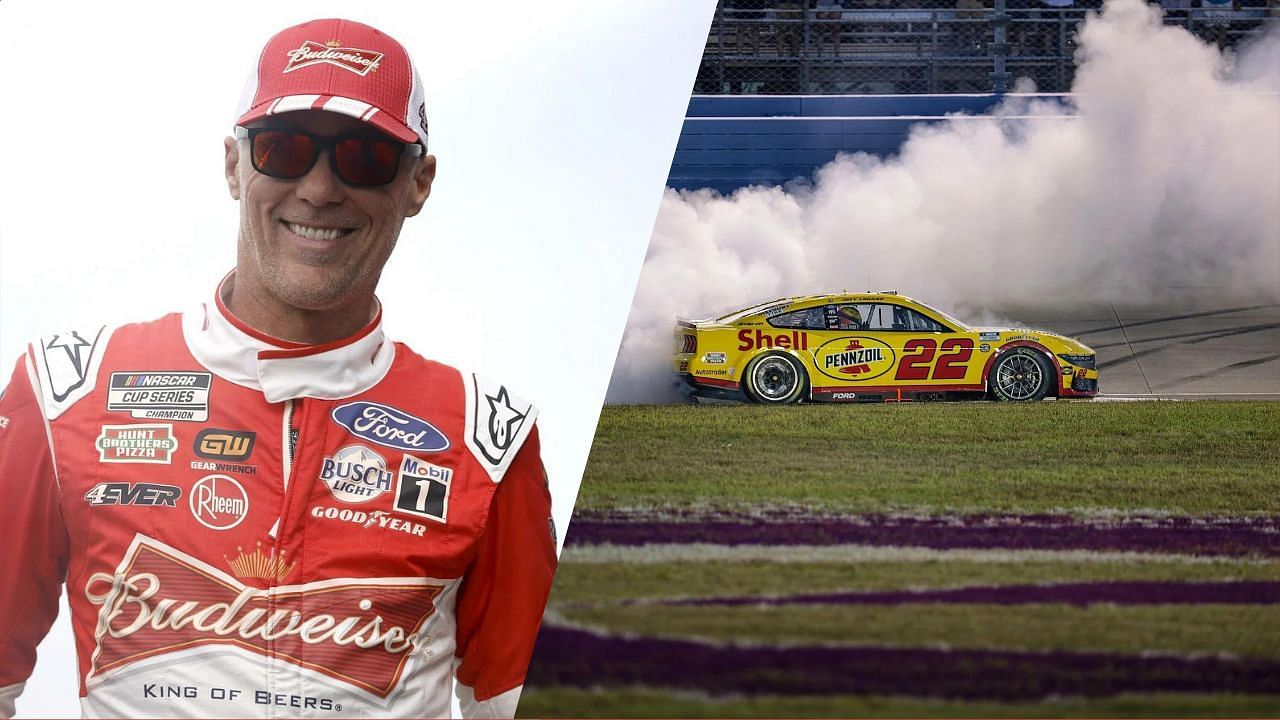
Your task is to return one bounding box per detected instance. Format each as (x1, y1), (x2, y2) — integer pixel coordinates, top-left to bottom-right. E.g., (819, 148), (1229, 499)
(995, 293), (1280, 400)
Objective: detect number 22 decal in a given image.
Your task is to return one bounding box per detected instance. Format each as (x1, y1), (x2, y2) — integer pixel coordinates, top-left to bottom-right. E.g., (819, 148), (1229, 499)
(894, 338), (974, 381)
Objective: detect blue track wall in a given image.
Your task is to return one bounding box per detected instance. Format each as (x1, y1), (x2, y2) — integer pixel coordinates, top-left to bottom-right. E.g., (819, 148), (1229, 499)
(670, 94), (1068, 192)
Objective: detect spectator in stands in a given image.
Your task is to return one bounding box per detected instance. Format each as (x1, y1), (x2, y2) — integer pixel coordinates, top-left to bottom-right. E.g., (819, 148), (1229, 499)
(725, 0), (765, 55)
(955, 0), (986, 52)
(1009, 0), (1048, 55)
(774, 1), (805, 57)
(813, 0), (845, 56)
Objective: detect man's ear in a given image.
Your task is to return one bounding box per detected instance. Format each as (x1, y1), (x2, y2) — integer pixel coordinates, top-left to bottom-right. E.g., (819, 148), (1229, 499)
(224, 136), (242, 201)
(405, 154), (437, 218)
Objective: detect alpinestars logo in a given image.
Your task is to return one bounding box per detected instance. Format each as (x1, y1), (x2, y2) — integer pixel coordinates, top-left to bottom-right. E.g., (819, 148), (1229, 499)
(84, 535), (447, 697)
(284, 40), (383, 76)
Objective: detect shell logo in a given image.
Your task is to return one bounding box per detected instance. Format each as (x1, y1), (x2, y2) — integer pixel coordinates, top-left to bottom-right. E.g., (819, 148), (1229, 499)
(814, 336), (896, 381)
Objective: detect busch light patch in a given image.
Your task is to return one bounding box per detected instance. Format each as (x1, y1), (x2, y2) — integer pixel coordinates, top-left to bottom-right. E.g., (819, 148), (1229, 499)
(330, 401), (450, 453)
(321, 445), (395, 504)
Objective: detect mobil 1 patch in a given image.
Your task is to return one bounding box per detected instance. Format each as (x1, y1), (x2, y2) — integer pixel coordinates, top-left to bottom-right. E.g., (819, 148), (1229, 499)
(107, 372), (211, 422)
(394, 455), (452, 524)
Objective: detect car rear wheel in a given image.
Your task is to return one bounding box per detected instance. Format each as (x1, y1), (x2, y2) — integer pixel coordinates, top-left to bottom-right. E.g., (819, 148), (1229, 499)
(743, 352), (808, 404)
(989, 348), (1052, 402)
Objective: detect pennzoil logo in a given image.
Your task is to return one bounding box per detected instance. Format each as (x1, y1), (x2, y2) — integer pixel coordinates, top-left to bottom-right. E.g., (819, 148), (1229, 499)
(284, 40), (383, 76)
(194, 429), (255, 462)
(95, 424), (177, 464)
(814, 336), (896, 381)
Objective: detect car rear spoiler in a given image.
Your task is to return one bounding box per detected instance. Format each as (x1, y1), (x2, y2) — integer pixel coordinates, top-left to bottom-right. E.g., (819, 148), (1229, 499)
(675, 318), (697, 329)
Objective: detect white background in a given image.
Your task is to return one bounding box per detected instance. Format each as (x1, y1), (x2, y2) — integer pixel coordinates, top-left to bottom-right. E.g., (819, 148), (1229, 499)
(0, 1), (715, 716)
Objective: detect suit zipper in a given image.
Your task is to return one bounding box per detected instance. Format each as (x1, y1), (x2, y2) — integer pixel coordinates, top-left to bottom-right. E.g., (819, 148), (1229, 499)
(268, 399), (298, 540)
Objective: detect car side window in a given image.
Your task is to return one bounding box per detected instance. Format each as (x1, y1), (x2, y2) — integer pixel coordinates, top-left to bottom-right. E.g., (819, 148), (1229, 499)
(827, 303), (874, 331)
(888, 304), (946, 332)
(768, 307), (825, 329)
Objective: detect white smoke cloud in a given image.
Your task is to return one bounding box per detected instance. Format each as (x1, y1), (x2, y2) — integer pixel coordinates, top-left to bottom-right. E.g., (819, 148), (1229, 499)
(608, 0), (1280, 404)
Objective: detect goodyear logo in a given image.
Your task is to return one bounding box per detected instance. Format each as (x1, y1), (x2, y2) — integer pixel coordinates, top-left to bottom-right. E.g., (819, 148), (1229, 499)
(194, 429), (255, 461)
(814, 337), (896, 381)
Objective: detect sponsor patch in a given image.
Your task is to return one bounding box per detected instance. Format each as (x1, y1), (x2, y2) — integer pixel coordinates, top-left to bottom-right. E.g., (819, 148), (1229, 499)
(311, 505), (427, 537)
(41, 328), (106, 403)
(189, 474), (248, 530)
(331, 402), (449, 453)
(107, 372), (211, 422)
(320, 445), (394, 504)
(696, 369), (731, 376)
(0, 415), (9, 431)
(283, 40), (383, 76)
(225, 540), (296, 583)
(95, 424), (177, 464)
(704, 352), (728, 364)
(473, 385), (531, 466)
(830, 392), (859, 400)
(464, 375), (538, 483)
(980, 332), (1001, 342)
(814, 336), (896, 381)
(190, 460), (258, 475)
(83, 535), (443, 697)
(737, 329), (809, 352)
(85, 482), (181, 507)
(194, 429), (256, 461)
(980, 343), (991, 353)
(394, 456), (452, 523)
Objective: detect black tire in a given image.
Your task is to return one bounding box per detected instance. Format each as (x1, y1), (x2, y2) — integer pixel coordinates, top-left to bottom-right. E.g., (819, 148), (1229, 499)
(742, 351), (808, 405)
(989, 347), (1053, 402)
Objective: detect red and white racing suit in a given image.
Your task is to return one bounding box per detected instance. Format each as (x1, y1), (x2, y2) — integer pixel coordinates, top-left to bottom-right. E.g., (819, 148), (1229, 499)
(0, 282), (556, 718)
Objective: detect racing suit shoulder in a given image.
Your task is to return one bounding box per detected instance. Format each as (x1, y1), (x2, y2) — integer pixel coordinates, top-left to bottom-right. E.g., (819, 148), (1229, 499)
(26, 312), (186, 422)
(390, 343), (540, 484)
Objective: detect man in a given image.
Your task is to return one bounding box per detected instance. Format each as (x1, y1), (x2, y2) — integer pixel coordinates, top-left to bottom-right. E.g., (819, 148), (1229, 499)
(0, 18), (555, 719)
(836, 305), (864, 330)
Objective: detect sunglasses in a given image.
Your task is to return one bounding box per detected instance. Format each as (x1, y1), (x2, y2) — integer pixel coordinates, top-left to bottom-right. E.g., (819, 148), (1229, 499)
(235, 127), (422, 187)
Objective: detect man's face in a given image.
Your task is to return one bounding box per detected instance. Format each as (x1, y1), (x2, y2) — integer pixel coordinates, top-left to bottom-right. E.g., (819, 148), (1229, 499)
(223, 110), (436, 312)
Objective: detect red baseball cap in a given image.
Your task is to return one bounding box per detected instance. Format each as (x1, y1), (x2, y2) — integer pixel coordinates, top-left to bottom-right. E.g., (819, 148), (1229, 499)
(235, 18), (428, 149)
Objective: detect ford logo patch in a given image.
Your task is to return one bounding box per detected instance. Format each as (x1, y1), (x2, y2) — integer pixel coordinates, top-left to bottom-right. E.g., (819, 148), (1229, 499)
(331, 402), (450, 453)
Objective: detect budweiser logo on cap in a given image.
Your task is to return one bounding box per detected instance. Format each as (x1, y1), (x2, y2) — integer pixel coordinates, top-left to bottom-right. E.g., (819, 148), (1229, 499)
(284, 40), (383, 76)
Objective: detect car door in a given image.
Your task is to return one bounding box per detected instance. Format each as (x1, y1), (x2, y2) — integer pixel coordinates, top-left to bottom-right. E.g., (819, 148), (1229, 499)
(883, 304), (982, 389)
(809, 303), (900, 389)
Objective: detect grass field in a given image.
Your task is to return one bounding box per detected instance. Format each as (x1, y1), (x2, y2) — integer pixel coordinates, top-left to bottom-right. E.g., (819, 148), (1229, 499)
(520, 402), (1280, 718)
(575, 402), (1280, 514)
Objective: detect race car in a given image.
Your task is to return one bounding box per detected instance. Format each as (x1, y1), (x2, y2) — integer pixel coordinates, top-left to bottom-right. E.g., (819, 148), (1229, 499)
(674, 293), (1098, 403)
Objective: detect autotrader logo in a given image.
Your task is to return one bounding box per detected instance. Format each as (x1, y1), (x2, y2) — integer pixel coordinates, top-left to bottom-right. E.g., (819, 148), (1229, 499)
(194, 429), (256, 461)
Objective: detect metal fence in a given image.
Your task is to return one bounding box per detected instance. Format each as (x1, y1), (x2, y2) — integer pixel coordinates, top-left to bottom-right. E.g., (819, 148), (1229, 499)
(697, 1), (1278, 94)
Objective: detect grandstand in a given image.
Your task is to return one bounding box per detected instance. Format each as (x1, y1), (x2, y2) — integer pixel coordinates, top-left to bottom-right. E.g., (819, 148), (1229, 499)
(673, 0), (1277, 191)
(698, 0), (1277, 95)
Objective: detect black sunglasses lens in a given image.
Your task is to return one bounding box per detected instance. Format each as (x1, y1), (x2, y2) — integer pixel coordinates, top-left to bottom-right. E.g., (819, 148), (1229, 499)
(251, 130), (317, 179)
(333, 138), (402, 186)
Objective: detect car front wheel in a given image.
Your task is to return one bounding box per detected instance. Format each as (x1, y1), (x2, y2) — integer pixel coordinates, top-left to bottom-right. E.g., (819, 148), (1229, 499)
(743, 352), (808, 404)
(989, 348), (1053, 402)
